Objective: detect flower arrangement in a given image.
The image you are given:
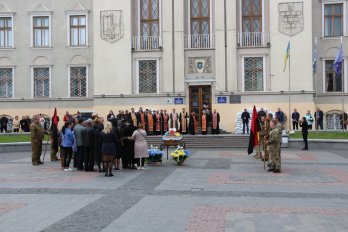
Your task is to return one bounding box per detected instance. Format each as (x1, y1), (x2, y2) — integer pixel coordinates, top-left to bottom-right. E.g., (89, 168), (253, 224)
(148, 145), (164, 163)
(170, 146), (190, 165)
(162, 128), (182, 141)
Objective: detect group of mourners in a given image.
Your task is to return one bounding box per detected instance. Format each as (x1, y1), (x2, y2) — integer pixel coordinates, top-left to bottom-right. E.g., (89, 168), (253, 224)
(30, 106), (221, 177)
(106, 107), (221, 135)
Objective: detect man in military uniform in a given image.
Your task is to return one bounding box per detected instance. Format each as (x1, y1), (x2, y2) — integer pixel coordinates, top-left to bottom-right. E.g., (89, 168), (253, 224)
(266, 119), (282, 173)
(261, 113), (272, 161)
(254, 116), (265, 159)
(30, 115), (45, 165)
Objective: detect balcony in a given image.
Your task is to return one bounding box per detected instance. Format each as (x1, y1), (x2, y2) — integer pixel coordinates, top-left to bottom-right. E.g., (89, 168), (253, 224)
(237, 32), (270, 48)
(132, 36), (163, 51)
(184, 34), (215, 49)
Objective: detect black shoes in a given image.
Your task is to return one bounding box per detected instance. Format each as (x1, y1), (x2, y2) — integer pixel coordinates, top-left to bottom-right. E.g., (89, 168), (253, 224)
(302, 147), (308, 150)
(105, 173), (114, 177)
(261, 158), (268, 162)
(273, 169), (281, 173)
(267, 168), (273, 172)
(38, 161), (44, 164)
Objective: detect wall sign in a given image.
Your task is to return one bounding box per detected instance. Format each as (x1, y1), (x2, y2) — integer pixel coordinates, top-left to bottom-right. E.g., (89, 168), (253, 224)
(174, 97), (184, 105)
(217, 96), (227, 104)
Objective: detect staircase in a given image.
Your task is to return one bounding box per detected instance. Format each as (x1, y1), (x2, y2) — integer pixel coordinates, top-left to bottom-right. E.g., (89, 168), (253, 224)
(146, 134), (249, 148)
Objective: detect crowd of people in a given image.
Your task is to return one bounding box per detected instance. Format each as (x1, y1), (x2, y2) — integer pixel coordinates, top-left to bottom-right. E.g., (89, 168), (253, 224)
(30, 107), (221, 177)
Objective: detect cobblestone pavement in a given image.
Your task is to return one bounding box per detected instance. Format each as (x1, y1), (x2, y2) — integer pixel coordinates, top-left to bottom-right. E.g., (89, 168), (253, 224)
(0, 148), (347, 232)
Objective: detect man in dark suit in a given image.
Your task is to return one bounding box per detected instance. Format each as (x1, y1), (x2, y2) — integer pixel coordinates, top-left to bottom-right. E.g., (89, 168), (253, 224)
(291, 109), (300, 130)
(241, 109), (250, 134)
(299, 117), (308, 150)
(314, 108), (324, 130)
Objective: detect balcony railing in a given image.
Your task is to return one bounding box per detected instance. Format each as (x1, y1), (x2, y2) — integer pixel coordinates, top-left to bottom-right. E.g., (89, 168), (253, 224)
(132, 36), (163, 50)
(185, 34), (215, 49)
(237, 32), (270, 48)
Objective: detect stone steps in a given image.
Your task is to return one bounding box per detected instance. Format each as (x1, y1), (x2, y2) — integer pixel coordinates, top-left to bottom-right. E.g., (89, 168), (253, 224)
(146, 135), (250, 148)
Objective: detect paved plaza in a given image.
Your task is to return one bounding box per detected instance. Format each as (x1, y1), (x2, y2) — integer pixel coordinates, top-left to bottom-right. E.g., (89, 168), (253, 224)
(0, 148), (348, 232)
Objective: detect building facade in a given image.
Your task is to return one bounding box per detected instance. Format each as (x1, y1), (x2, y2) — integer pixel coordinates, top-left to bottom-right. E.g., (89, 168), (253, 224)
(0, 0), (347, 132)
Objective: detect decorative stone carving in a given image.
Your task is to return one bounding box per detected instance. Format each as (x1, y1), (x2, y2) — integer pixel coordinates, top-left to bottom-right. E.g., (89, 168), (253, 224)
(100, 10), (124, 43)
(278, 2), (304, 36)
(188, 57), (212, 74)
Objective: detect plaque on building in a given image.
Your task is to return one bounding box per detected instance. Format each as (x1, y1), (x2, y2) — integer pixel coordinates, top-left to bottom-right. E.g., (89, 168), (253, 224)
(278, 2), (304, 37)
(230, 95), (241, 104)
(217, 96), (227, 104)
(100, 10), (124, 43)
(188, 57), (212, 74)
(174, 97), (184, 105)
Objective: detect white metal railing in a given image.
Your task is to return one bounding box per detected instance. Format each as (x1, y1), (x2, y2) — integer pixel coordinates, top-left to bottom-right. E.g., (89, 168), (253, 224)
(237, 32), (270, 48)
(184, 34), (215, 49)
(132, 36), (163, 50)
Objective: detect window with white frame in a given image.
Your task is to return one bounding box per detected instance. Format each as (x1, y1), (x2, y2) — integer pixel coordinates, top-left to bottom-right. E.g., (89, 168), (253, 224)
(33, 67), (50, 98)
(70, 66), (87, 97)
(0, 17), (13, 48)
(139, 0), (160, 49)
(69, 15), (87, 46)
(325, 60), (344, 92)
(243, 57), (264, 91)
(32, 16), (50, 47)
(324, 3), (343, 37)
(138, 60), (158, 94)
(242, 0), (262, 33)
(0, 67), (13, 98)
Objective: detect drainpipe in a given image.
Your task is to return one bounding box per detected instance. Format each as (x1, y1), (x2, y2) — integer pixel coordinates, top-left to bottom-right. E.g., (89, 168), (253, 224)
(172, 0), (176, 93)
(224, 0), (228, 92)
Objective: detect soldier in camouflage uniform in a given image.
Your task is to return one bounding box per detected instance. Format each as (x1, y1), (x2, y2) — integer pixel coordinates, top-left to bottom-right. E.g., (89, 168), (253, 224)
(261, 113), (272, 161)
(254, 116), (266, 159)
(30, 115), (45, 165)
(266, 119), (282, 173)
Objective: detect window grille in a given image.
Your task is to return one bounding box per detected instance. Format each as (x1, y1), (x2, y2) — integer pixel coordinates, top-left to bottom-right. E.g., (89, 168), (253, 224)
(0, 17), (12, 47)
(70, 67), (87, 97)
(326, 113), (342, 130)
(0, 68), (13, 98)
(244, 57), (264, 91)
(139, 60), (157, 94)
(33, 68), (50, 98)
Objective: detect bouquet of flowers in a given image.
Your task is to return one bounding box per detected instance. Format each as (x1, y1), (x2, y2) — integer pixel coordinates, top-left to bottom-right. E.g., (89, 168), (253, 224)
(148, 145), (164, 163)
(170, 146), (190, 165)
(162, 128), (182, 141)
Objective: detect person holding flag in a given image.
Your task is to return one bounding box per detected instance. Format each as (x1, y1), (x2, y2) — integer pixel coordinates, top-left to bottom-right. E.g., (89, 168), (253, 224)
(247, 106), (261, 155)
(50, 108), (60, 161)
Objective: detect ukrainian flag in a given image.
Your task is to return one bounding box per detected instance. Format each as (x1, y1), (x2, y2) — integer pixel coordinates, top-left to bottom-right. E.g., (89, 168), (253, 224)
(283, 40), (290, 72)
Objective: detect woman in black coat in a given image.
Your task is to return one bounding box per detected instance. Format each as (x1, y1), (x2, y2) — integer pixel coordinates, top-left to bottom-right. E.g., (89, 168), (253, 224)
(100, 121), (118, 177)
(93, 118), (104, 172)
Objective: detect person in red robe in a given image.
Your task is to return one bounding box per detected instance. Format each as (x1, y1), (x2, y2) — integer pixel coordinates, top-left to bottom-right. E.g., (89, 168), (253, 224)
(179, 108), (188, 134)
(161, 109), (169, 134)
(154, 110), (162, 135)
(211, 109), (220, 135)
(201, 111), (207, 135)
(147, 111), (155, 135)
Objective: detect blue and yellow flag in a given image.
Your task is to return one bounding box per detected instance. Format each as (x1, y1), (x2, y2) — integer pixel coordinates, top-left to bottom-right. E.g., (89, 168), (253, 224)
(283, 40), (290, 72)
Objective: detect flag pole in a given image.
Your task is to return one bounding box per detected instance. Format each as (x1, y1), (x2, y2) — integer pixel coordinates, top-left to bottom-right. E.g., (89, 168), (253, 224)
(340, 36), (345, 131)
(288, 37), (291, 132)
(314, 37), (318, 115)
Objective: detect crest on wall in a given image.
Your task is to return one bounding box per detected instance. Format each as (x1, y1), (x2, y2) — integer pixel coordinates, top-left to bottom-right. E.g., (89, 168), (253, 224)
(278, 2), (304, 36)
(188, 57), (212, 74)
(100, 10), (124, 43)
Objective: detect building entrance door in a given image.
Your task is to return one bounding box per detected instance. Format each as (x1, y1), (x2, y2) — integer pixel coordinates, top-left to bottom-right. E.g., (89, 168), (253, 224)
(189, 85), (212, 123)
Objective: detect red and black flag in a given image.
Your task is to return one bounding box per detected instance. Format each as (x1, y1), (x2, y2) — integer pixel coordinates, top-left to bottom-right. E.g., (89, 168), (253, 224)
(51, 108), (59, 151)
(248, 106), (261, 155)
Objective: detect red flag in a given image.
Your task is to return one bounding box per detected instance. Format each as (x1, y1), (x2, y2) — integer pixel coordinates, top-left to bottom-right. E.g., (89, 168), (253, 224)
(52, 108), (58, 127)
(248, 106), (260, 155)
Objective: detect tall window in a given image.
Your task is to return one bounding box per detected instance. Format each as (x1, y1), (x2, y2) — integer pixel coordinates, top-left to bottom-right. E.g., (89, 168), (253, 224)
(70, 15), (86, 46)
(0, 17), (13, 48)
(138, 60), (158, 94)
(33, 16), (50, 47)
(140, 0), (159, 37)
(70, 67), (87, 97)
(244, 57), (264, 91)
(0, 68), (13, 98)
(325, 60), (343, 92)
(191, 0), (210, 35)
(324, 4), (343, 37)
(242, 0), (262, 33)
(33, 67), (50, 98)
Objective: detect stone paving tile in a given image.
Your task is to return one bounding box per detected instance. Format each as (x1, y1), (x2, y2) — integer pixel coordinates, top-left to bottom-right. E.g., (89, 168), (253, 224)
(0, 194), (102, 232)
